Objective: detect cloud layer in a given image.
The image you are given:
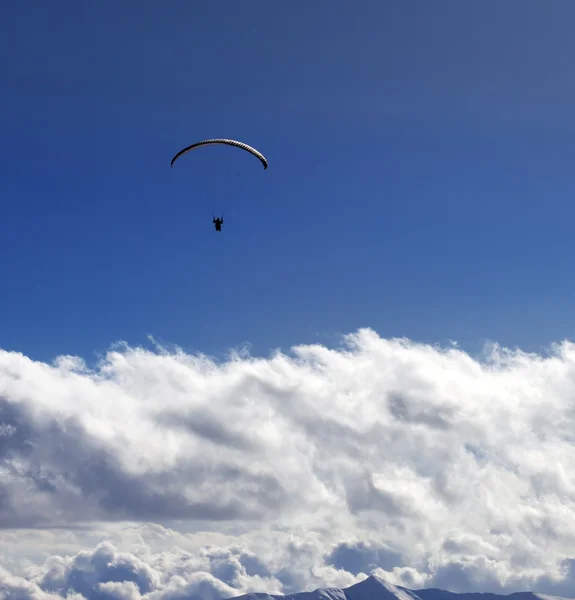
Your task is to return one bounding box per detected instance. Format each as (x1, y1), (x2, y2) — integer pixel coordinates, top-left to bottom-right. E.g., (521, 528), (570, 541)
(2, 329), (575, 597)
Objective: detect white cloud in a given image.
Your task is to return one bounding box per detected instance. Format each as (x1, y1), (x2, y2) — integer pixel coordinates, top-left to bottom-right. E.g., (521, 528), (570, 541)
(1, 329), (575, 595)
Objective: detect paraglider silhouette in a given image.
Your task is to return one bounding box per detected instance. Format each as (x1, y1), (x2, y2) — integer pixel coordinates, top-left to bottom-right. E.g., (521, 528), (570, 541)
(170, 138), (268, 231)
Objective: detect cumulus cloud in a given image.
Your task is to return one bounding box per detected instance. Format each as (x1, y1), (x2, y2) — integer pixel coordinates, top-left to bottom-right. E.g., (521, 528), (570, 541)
(1, 329), (575, 596)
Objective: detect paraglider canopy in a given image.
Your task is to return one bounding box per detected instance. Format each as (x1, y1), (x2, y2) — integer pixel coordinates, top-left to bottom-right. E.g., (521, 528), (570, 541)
(170, 138), (268, 170)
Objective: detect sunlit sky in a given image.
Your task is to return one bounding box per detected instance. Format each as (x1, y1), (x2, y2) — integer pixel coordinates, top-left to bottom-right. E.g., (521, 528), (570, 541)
(4, 1), (575, 362)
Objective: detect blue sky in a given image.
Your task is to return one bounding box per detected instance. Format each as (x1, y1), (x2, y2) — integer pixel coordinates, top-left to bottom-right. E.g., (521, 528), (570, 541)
(3, 0), (575, 362)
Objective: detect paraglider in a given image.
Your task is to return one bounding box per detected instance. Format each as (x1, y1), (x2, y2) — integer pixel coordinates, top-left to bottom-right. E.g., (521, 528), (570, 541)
(170, 139), (268, 231)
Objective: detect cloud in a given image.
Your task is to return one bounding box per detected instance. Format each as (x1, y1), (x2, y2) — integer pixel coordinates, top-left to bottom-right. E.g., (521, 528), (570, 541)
(1, 540), (284, 600)
(326, 542), (403, 576)
(1, 329), (575, 594)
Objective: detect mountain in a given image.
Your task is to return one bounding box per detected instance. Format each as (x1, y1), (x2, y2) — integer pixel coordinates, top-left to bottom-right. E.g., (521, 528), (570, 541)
(230, 574), (573, 600)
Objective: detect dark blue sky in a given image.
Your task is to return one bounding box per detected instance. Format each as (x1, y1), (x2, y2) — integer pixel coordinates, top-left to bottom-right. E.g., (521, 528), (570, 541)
(3, 1), (575, 362)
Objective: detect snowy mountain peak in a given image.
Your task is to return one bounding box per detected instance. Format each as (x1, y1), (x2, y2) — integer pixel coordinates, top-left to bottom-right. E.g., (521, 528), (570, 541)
(229, 575), (573, 600)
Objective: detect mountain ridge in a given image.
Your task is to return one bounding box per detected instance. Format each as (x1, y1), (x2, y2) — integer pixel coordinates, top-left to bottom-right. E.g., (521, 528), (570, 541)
(229, 574), (573, 600)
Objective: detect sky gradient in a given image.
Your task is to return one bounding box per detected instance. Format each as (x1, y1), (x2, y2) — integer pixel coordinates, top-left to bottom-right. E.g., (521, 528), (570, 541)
(3, 1), (575, 361)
